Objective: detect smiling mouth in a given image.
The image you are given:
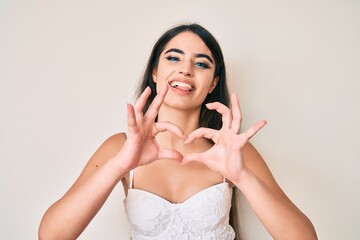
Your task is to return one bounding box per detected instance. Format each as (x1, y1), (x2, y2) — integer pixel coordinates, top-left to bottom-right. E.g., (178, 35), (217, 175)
(169, 80), (194, 92)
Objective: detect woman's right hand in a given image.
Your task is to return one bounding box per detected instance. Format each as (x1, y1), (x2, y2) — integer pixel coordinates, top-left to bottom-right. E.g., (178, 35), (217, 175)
(116, 85), (185, 172)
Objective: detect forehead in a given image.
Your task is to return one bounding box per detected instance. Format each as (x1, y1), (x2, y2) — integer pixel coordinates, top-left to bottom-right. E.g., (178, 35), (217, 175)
(162, 31), (212, 56)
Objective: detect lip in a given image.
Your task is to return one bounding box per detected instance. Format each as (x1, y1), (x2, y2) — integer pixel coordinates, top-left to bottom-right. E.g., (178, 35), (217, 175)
(168, 79), (196, 93)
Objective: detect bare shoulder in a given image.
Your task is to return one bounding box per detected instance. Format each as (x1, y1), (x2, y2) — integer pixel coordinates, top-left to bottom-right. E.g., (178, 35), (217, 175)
(242, 142), (290, 200)
(86, 132), (127, 168)
(67, 133), (128, 192)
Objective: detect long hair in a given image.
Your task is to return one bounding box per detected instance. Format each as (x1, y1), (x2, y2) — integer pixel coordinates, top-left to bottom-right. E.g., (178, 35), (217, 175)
(135, 23), (241, 239)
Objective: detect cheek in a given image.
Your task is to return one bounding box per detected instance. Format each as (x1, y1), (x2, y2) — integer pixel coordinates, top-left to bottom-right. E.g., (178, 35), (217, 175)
(154, 69), (173, 92)
(201, 74), (216, 89)
(155, 63), (173, 80)
(196, 83), (213, 99)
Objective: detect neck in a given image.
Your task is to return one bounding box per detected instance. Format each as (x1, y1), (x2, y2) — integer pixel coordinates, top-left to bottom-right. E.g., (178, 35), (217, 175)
(156, 104), (203, 149)
(157, 104), (201, 135)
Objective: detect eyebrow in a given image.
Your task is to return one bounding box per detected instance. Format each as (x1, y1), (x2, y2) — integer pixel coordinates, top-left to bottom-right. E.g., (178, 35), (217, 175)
(164, 48), (214, 64)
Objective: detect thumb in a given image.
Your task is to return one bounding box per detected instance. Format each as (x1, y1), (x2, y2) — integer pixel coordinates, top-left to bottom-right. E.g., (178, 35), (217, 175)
(182, 152), (203, 165)
(158, 148), (183, 162)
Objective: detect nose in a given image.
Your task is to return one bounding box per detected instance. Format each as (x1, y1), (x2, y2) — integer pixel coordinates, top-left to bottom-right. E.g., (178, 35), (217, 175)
(178, 61), (193, 77)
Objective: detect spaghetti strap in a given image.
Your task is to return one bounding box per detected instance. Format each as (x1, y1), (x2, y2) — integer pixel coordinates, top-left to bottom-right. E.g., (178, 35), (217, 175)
(223, 176), (226, 183)
(129, 169), (134, 189)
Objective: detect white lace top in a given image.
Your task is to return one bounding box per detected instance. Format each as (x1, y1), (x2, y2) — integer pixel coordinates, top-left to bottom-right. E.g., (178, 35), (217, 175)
(123, 170), (235, 240)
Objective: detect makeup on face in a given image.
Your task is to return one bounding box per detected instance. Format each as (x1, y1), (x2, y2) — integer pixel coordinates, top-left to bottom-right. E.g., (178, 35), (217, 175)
(163, 48), (214, 70)
(154, 32), (218, 100)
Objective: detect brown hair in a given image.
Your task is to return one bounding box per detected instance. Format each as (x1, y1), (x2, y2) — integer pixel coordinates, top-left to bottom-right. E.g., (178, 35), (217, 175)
(230, 189), (242, 239)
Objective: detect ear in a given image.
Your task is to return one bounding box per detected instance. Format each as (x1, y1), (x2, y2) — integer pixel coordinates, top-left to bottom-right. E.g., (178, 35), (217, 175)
(152, 68), (157, 83)
(208, 76), (219, 93)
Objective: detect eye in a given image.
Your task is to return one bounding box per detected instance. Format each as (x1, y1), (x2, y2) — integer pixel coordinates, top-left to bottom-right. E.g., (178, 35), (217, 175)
(195, 62), (210, 69)
(166, 56), (180, 62)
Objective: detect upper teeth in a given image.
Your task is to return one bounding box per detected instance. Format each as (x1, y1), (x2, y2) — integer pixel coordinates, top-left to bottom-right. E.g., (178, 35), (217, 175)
(170, 81), (194, 90)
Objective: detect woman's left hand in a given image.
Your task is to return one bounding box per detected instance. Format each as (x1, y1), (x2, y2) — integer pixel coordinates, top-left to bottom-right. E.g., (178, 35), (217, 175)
(182, 93), (267, 184)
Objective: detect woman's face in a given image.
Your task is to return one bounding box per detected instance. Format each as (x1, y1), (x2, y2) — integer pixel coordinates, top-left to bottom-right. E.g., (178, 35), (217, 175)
(152, 31), (219, 111)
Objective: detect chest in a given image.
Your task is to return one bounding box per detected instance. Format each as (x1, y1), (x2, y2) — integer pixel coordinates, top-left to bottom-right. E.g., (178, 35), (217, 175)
(132, 160), (224, 203)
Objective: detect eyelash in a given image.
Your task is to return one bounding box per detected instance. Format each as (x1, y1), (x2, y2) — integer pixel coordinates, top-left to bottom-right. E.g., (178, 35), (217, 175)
(195, 62), (210, 69)
(166, 56), (180, 62)
(165, 56), (210, 69)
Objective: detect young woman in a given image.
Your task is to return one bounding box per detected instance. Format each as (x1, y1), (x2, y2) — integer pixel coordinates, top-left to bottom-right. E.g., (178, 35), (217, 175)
(39, 24), (317, 240)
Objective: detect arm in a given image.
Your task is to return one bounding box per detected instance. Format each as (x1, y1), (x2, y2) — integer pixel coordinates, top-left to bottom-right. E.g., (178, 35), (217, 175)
(236, 143), (317, 240)
(38, 134), (127, 240)
(38, 86), (184, 240)
(183, 93), (317, 240)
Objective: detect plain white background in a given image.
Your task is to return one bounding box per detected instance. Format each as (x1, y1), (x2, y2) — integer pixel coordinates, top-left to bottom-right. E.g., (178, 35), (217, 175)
(1, 0), (359, 239)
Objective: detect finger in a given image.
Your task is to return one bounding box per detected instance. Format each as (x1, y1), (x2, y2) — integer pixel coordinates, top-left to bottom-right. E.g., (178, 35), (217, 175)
(127, 104), (139, 135)
(242, 120), (267, 140)
(134, 87), (152, 122)
(182, 151), (218, 171)
(134, 86), (151, 113)
(182, 152), (204, 165)
(145, 85), (169, 120)
(158, 148), (183, 162)
(154, 121), (186, 139)
(185, 127), (217, 144)
(230, 93), (242, 134)
(206, 102), (232, 128)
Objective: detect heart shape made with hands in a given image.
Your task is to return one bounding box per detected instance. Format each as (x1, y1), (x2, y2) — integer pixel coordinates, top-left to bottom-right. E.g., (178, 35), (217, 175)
(126, 85), (266, 177)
